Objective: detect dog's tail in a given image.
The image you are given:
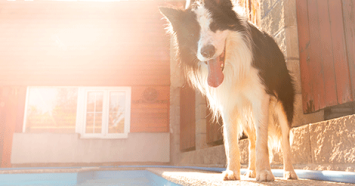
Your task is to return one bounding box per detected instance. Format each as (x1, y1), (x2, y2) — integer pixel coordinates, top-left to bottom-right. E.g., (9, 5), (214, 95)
(267, 96), (293, 163)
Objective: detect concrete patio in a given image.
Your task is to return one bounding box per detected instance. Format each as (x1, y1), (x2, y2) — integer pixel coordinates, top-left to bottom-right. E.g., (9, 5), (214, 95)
(148, 167), (354, 186)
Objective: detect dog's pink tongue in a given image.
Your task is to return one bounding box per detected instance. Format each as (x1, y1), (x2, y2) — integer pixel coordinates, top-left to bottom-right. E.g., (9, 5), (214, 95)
(207, 58), (224, 88)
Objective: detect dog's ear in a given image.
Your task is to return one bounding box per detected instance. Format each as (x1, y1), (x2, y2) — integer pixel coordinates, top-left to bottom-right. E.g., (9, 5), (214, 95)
(159, 7), (183, 26)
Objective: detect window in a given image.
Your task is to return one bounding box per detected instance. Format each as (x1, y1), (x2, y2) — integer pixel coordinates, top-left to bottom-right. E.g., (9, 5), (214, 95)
(76, 87), (131, 138)
(23, 87), (131, 138)
(24, 87), (78, 133)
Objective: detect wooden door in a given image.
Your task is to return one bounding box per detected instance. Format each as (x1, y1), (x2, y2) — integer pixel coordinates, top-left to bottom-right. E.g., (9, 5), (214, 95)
(296, 0), (355, 113)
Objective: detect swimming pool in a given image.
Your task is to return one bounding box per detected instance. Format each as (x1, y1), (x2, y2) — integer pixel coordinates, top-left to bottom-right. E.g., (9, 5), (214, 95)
(0, 170), (181, 186)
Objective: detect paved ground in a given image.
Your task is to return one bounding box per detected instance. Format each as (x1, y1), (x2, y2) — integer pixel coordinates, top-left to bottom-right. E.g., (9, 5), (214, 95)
(148, 168), (355, 186)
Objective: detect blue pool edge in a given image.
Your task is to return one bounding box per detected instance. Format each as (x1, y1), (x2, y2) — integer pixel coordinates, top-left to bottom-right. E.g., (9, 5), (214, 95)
(0, 170), (181, 186)
(0, 165), (354, 184)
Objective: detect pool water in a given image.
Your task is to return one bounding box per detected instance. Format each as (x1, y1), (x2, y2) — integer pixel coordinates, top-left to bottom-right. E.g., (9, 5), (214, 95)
(0, 170), (181, 186)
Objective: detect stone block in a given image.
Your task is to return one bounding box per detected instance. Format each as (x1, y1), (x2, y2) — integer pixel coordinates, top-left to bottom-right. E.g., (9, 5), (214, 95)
(172, 133), (180, 145)
(270, 147), (283, 165)
(309, 115), (355, 164)
(209, 145), (226, 166)
(260, 0), (283, 18)
(303, 110), (324, 125)
(169, 105), (180, 133)
(196, 104), (207, 120)
(291, 125), (312, 164)
(169, 87), (180, 106)
(273, 28), (286, 56)
(292, 94), (304, 127)
(170, 36), (184, 88)
(238, 139), (249, 165)
(284, 0), (297, 27)
(170, 63), (183, 88)
(195, 91), (206, 105)
(196, 133), (208, 149)
(285, 26), (300, 59)
(286, 60), (301, 94)
(179, 144), (226, 167)
(196, 118), (207, 134)
(261, 0), (285, 36)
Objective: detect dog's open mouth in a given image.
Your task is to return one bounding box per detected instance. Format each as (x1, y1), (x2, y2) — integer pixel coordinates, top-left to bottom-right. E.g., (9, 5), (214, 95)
(207, 47), (225, 88)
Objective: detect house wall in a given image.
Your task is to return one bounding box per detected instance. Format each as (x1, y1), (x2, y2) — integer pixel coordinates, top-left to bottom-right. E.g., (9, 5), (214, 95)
(0, 1), (170, 87)
(0, 1), (172, 167)
(0, 1), (171, 133)
(11, 133), (170, 165)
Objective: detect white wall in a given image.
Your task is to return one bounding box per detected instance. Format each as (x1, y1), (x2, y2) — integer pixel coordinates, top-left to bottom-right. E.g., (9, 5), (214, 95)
(11, 133), (170, 164)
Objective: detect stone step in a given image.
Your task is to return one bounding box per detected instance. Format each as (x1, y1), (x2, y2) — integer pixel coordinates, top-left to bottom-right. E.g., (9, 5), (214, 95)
(238, 114), (355, 172)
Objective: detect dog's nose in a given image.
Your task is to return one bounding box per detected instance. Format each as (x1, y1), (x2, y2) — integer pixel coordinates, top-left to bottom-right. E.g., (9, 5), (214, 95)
(201, 45), (216, 58)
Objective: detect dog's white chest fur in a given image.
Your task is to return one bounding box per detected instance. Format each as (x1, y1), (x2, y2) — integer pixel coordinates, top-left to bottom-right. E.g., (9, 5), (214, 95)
(191, 29), (264, 124)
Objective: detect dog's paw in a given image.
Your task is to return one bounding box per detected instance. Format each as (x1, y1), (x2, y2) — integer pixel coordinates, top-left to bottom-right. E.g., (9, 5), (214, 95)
(222, 170), (240, 181)
(245, 169), (256, 178)
(284, 170), (298, 180)
(256, 169), (275, 182)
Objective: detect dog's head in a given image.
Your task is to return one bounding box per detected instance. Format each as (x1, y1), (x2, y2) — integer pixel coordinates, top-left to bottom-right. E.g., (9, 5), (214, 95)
(160, 0), (245, 87)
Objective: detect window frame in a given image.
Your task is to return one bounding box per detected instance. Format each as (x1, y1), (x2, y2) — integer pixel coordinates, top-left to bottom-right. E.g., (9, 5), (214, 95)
(76, 87), (131, 139)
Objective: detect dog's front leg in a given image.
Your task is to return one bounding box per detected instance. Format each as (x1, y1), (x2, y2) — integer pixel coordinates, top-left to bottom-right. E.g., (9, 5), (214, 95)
(253, 94), (275, 182)
(221, 112), (241, 181)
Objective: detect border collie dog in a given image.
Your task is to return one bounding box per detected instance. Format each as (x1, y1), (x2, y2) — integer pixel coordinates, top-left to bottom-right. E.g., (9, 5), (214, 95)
(160, 0), (298, 182)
